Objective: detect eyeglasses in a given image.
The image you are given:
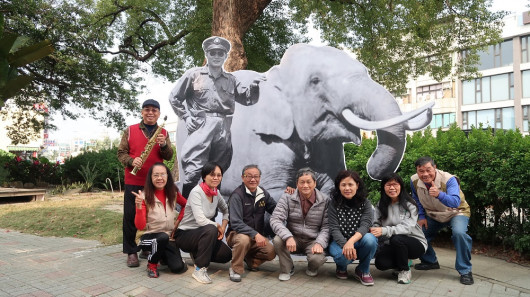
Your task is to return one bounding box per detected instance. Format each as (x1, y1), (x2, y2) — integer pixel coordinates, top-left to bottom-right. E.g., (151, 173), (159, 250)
(152, 173), (167, 178)
(142, 108), (159, 113)
(209, 173), (222, 178)
(244, 175), (260, 180)
(208, 50), (225, 57)
(384, 183), (400, 188)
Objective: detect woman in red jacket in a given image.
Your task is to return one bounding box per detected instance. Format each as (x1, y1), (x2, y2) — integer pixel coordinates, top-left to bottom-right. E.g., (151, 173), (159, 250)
(133, 162), (188, 278)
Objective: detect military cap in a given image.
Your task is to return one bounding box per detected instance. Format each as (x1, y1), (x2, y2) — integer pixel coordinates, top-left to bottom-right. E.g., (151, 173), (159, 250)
(202, 36), (231, 53)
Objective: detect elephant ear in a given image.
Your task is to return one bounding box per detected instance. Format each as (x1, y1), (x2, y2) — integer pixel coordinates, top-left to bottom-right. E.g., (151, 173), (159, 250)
(251, 66), (294, 140)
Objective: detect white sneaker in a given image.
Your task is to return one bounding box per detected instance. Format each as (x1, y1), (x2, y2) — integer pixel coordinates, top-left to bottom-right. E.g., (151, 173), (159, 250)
(229, 267), (241, 282)
(305, 268), (318, 277)
(192, 267), (212, 284)
(278, 266), (295, 281)
(397, 269), (411, 284)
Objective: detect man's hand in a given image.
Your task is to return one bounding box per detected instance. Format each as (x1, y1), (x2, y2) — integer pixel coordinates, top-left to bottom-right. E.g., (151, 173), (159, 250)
(255, 233), (267, 247)
(250, 75), (266, 89)
(156, 133), (166, 146)
(418, 218), (428, 229)
(370, 227), (383, 237)
(311, 243), (324, 254)
(185, 117), (201, 134)
(132, 157), (143, 168)
(285, 187), (295, 195)
(216, 223), (225, 240)
(286, 237), (297, 252)
(428, 184), (440, 198)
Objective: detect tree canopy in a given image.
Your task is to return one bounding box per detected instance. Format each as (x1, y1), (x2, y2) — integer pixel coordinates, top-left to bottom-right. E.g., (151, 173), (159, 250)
(2, 0), (505, 144)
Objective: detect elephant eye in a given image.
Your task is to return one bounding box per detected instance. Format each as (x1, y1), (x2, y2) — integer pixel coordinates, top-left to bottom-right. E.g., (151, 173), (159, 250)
(310, 77), (320, 86)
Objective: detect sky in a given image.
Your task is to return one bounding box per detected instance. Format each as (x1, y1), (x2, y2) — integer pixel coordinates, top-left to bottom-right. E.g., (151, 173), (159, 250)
(47, 0), (530, 142)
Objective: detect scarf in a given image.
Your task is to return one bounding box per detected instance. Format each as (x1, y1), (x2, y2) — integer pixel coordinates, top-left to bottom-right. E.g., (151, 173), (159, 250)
(200, 182), (218, 197)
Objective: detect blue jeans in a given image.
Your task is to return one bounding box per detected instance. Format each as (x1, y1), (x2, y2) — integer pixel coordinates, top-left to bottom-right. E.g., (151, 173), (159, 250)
(329, 233), (377, 273)
(420, 215), (472, 275)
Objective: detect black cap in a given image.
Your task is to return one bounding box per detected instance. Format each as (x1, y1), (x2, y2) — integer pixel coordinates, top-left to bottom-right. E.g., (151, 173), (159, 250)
(141, 99), (160, 110)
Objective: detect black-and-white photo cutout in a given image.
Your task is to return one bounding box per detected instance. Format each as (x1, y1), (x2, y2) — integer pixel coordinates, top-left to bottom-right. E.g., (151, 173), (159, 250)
(170, 38), (434, 200)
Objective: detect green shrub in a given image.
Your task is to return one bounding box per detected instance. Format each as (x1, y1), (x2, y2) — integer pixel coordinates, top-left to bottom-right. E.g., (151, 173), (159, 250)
(63, 148), (124, 189)
(3, 155), (63, 185)
(0, 149), (14, 184)
(346, 124), (529, 255)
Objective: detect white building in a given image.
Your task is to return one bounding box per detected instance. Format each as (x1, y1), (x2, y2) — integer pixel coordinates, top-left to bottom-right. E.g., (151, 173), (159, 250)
(399, 11), (530, 135)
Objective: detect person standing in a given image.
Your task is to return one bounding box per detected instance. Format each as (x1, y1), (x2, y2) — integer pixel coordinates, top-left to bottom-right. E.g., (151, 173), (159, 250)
(117, 99), (174, 267)
(270, 167), (329, 281)
(370, 173), (427, 284)
(410, 156), (473, 285)
(169, 36), (263, 198)
(133, 163), (187, 278)
(226, 165), (277, 282)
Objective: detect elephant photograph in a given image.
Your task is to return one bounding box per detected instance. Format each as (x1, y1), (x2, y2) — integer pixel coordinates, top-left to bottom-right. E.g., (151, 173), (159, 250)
(171, 43), (434, 201)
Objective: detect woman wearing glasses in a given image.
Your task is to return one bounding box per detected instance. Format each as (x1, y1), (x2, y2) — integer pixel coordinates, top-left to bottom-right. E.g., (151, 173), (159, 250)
(133, 163), (187, 278)
(173, 161), (232, 284)
(370, 173), (427, 284)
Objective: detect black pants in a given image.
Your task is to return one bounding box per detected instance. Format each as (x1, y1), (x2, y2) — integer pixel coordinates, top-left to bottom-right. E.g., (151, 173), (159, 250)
(139, 232), (186, 273)
(375, 234), (426, 271)
(123, 184), (143, 254)
(174, 224), (232, 268)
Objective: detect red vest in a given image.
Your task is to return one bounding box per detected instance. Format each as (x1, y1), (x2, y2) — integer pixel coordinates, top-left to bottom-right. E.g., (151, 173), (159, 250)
(124, 123), (168, 186)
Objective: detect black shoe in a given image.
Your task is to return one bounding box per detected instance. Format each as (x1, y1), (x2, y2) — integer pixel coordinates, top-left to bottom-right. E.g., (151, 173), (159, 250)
(139, 250), (150, 259)
(127, 253), (139, 267)
(460, 272), (474, 285)
(414, 261), (440, 270)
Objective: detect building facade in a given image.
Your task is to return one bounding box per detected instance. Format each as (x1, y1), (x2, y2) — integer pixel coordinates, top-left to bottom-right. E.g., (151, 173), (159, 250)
(398, 11), (530, 135)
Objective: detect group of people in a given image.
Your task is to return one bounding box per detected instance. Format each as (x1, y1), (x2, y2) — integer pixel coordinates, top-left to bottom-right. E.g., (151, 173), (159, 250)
(116, 34), (474, 286)
(118, 104), (473, 286)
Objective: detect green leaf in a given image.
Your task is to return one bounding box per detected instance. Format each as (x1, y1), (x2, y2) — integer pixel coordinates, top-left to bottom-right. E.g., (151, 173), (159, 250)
(0, 74), (34, 100)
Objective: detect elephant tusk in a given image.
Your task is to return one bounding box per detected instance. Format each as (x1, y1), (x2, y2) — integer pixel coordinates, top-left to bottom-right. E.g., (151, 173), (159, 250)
(341, 101), (435, 131)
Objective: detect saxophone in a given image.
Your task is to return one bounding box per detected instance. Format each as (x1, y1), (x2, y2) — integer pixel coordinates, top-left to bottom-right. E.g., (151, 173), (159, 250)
(130, 115), (168, 176)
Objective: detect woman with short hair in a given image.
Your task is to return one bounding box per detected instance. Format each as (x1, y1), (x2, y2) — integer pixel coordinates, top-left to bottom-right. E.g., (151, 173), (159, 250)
(173, 162), (232, 284)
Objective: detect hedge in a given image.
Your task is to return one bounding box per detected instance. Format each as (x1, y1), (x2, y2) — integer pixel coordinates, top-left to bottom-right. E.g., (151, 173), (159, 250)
(345, 124), (530, 255)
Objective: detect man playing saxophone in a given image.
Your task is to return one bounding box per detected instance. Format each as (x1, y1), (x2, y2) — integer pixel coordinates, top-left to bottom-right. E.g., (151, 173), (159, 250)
(117, 99), (174, 268)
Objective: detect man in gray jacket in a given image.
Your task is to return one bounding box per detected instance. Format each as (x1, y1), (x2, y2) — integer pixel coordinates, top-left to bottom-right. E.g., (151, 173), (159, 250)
(270, 167), (330, 281)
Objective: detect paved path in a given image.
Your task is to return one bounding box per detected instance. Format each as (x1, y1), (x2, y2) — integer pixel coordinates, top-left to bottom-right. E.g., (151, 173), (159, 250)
(0, 229), (529, 297)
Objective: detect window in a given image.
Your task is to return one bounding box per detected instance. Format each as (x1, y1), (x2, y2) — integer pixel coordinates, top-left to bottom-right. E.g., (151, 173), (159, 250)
(430, 113), (456, 129)
(523, 106), (529, 132)
(462, 107), (515, 130)
(522, 35), (530, 63)
(462, 73), (513, 105)
(416, 83), (442, 101)
(523, 70), (530, 98)
(477, 39), (513, 70)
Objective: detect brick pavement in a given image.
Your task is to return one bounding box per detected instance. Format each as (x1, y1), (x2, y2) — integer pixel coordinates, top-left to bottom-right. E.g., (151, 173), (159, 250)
(0, 229), (529, 297)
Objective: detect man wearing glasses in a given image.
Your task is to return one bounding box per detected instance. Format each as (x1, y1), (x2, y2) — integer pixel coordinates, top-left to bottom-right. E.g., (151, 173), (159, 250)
(117, 99), (174, 267)
(225, 165), (277, 282)
(169, 36), (263, 198)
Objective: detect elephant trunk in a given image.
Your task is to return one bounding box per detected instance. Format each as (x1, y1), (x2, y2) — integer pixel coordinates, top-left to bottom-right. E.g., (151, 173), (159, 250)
(367, 126), (406, 180)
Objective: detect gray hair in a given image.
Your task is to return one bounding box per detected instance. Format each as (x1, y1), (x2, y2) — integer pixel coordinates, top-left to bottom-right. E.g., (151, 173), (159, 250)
(241, 164), (261, 176)
(296, 167), (316, 183)
(414, 156), (436, 168)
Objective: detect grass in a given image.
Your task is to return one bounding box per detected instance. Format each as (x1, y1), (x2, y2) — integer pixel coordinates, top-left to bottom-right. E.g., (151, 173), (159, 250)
(0, 192), (123, 245)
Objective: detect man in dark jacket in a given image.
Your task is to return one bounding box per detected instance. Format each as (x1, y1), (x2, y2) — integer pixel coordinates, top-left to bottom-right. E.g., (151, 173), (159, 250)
(226, 165), (277, 282)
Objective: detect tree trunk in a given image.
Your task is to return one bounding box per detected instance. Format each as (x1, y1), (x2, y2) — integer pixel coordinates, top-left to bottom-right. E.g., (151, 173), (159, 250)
(212, 0), (271, 72)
